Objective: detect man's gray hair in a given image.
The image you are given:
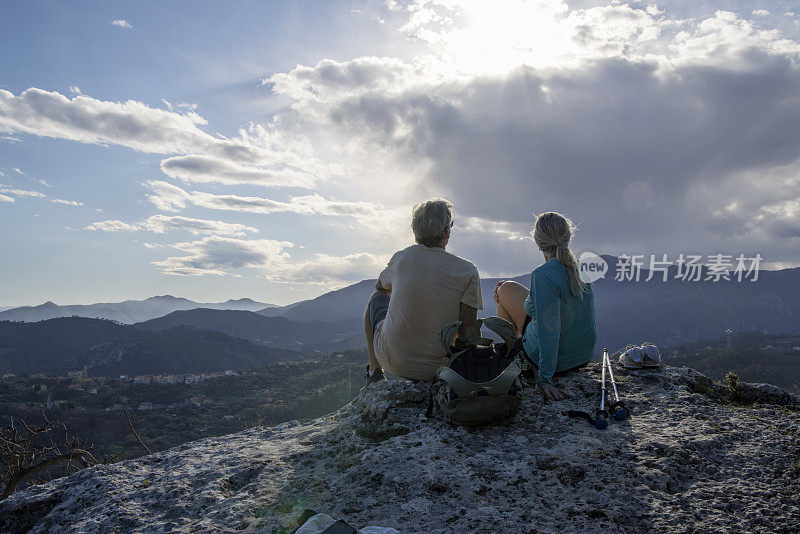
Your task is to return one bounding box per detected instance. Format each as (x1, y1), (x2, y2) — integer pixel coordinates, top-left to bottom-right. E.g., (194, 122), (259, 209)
(412, 198), (453, 247)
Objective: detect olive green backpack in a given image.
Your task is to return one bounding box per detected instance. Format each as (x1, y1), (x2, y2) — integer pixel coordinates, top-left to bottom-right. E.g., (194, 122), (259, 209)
(427, 317), (529, 426)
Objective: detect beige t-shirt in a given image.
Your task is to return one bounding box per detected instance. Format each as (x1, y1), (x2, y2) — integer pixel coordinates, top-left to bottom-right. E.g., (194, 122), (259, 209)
(374, 244), (483, 380)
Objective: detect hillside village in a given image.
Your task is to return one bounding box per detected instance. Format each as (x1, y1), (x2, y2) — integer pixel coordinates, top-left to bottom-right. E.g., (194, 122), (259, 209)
(0, 355), (364, 474)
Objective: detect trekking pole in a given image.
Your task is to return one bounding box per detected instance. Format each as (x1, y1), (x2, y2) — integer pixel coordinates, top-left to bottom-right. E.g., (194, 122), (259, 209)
(604, 348), (629, 421)
(565, 349), (612, 428)
(595, 349), (609, 429)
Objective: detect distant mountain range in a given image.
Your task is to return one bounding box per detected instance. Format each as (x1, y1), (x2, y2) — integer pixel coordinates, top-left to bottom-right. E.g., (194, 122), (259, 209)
(0, 296), (275, 324)
(257, 256), (800, 353)
(253, 277), (535, 322)
(4, 257), (799, 356)
(0, 317), (297, 377)
(135, 309), (363, 352)
(256, 280), (377, 322)
(590, 257), (800, 352)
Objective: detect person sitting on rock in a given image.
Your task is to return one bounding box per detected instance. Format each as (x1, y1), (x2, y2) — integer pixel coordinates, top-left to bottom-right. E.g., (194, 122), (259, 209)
(493, 211), (598, 400)
(364, 198), (483, 383)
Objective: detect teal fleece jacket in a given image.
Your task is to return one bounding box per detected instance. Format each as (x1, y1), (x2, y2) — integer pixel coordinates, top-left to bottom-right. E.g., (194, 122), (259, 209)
(522, 257), (598, 385)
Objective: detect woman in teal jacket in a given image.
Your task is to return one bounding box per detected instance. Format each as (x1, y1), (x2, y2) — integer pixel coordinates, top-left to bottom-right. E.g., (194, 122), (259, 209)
(494, 212), (597, 400)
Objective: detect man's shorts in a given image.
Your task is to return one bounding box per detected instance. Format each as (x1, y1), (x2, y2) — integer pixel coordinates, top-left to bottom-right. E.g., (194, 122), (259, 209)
(368, 292), (390, 334)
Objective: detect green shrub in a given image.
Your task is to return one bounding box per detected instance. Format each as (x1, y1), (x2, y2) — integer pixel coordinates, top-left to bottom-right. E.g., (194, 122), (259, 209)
(725, 371), (742, 401)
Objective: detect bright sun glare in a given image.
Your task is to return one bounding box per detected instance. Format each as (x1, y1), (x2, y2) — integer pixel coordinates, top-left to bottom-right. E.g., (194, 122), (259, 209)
(430, 0), (575, 75)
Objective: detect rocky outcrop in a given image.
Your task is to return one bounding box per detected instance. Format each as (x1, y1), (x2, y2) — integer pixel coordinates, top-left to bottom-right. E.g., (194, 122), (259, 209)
(2, 364), (799, 533)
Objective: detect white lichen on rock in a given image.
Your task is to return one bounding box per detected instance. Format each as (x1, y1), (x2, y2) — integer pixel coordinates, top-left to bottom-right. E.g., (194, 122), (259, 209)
(1, 364), (799, 533)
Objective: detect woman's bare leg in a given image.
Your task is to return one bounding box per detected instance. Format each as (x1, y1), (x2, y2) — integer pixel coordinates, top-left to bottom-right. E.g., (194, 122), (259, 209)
(496, 281), (530, 336)
(495, 299), (515, 329)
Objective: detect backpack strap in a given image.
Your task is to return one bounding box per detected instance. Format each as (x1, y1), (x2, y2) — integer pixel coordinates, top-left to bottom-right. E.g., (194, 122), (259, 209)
(439, 319), (491, 361)
(440, 321), (462, 358)
(565, 408), (609, 428)
(481, 317), (518, 352)
(436, 359), (522, 398)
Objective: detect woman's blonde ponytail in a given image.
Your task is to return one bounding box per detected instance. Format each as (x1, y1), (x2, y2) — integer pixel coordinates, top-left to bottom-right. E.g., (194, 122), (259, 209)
(532, 212), (587, 298)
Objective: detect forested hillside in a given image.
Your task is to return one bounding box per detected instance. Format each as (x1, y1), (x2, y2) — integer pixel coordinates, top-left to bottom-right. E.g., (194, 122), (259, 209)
(667, 333), (800, 393)
(0, 317), (299, 376)
(135, 309), (363, 352)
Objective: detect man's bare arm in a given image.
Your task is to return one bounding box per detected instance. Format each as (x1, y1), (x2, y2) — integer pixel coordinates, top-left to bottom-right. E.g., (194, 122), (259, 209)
(458, 302), (478, 341)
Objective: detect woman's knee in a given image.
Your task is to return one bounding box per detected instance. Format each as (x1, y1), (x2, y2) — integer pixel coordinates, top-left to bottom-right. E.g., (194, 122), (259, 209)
(497, 280), (527, 302)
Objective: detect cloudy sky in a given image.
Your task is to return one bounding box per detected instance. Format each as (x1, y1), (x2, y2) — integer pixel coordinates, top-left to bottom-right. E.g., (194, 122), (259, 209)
(2, 0), (799, 306)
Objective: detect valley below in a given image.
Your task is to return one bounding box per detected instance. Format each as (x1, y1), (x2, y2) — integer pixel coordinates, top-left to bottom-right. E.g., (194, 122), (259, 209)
(2, 267), (800, 505)
(0, 351), (364, 492)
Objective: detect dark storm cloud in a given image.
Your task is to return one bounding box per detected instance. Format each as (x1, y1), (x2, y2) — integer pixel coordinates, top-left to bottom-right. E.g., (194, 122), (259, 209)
(324, 51), (800, 266)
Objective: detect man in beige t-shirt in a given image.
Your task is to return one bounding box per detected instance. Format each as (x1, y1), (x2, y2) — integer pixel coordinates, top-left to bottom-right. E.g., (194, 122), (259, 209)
(364, 199), (483, 383)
